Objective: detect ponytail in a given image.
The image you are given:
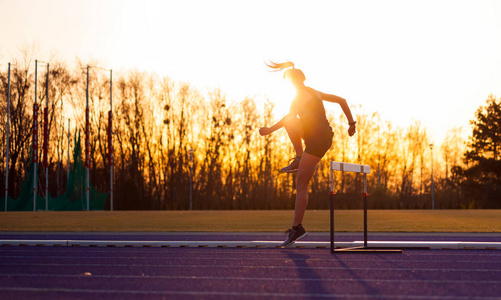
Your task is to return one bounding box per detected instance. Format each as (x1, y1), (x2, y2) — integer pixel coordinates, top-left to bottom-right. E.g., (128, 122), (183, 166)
(265, 61), (295, 72)
(266, 60), (306, 82)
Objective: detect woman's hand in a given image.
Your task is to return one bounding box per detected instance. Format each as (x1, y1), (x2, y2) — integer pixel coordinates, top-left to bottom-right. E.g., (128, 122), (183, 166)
(348, 124), (356, 136)
(259, 127), (273, 136)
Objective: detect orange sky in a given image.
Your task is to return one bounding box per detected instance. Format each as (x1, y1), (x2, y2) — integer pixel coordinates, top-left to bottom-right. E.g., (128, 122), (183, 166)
(1, 0), (501, 143)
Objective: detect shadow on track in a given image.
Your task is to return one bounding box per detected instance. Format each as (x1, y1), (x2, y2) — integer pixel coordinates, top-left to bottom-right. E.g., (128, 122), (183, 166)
(332, 253), (382, 297)
(285, 251), (328, 299)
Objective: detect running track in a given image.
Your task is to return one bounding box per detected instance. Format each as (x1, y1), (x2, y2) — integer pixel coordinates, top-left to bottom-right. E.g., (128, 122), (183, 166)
(0, 233), (500, 299)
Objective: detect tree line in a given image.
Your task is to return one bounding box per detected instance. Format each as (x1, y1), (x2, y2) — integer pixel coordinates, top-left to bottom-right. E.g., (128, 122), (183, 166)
(0, 54), (499, 210)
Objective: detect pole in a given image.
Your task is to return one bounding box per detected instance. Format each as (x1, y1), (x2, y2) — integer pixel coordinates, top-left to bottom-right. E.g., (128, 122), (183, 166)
(4, 63), (11, 211)
(377, 123), (381, 188)
(67, 119), (70, 182)
(57, 124), (60, 197)
(430, 143), (435, 210)
(85, 66), (90, 211)
(33, 60), (38, 211)
(109, 69), (113, 211)
(44, 63), (49, 211)
(189, 149), (194, 210)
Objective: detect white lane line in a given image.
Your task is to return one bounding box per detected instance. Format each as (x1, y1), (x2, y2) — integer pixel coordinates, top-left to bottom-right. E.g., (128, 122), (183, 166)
(0, 273), (500, 284)
(0, 287), (498, 299)
(1, 255), (500, 264)
(1, 240), (500, 249)
(2, 246), (500, 254)
(1, 263), (500, 272)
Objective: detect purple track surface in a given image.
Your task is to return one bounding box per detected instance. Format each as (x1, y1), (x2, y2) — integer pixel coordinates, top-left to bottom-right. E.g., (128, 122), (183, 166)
(0, 233), (500, 300)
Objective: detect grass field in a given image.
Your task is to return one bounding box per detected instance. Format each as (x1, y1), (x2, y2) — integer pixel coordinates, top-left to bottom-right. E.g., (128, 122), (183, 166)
(0, 210), (500, 232)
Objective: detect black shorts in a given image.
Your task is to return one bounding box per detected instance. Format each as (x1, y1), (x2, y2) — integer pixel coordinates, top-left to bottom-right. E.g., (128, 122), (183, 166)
(304, 130), (334, 159)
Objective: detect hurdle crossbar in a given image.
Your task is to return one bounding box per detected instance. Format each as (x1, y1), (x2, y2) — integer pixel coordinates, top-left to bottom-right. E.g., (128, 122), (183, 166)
(330, 161), (401, 253)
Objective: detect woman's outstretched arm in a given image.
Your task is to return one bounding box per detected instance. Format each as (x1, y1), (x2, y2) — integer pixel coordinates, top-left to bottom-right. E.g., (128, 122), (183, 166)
(259, 112), (299, 136)
(259, 114), (287, 136)
(318, 91), (357, 136)
(259, 97), (299, 136)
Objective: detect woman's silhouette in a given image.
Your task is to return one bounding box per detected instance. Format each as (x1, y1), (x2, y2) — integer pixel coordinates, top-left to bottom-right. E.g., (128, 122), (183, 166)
(259, 61), (356, 247)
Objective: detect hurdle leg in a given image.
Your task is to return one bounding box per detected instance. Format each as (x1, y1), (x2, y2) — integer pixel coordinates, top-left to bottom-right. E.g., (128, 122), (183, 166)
(330, 168), (334, 253)
(363, 173), (368, 248)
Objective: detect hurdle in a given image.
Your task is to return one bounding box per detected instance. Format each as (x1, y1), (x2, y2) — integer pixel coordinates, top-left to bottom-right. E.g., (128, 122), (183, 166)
(330, 161), (402, 253)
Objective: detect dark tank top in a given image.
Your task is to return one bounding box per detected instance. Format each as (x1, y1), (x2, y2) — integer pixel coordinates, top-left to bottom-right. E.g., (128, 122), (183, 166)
(298, 87), (332, 140)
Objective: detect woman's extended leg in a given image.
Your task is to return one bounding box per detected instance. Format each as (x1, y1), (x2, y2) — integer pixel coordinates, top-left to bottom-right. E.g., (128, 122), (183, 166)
(293, 152), (321, 226)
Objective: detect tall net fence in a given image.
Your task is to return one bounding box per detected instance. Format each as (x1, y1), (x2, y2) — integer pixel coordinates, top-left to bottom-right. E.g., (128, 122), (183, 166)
(1, 132), (107, 211)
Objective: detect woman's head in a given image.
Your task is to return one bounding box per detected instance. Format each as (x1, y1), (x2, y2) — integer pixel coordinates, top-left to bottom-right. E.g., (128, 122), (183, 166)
(266, 61), (306, 84)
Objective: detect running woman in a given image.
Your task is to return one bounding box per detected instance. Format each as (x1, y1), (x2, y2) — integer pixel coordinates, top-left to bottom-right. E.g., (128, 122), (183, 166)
(259, 61), (357, 247)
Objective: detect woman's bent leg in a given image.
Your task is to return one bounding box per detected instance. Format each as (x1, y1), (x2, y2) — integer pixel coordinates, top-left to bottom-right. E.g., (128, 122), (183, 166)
(293, 152), (321, 226)
(284, 118), (303, 157)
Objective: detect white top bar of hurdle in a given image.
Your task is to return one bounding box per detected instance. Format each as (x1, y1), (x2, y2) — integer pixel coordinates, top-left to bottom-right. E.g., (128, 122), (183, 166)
(330, 161), (371, 174)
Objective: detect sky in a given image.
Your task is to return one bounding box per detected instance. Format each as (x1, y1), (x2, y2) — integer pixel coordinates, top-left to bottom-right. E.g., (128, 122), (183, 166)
(1, 0), (501, 144)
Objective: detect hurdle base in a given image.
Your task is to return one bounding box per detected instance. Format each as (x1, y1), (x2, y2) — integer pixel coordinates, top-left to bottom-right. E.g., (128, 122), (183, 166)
(332, 246), (403, 253)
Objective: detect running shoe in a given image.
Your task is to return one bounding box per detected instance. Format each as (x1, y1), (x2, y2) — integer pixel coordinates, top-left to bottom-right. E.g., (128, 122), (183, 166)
(280, 224), (308, 248)
(280, 156), (301, 173)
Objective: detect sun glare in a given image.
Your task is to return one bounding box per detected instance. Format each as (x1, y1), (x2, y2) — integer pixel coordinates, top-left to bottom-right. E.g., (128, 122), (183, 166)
(268, 79), (297, 119)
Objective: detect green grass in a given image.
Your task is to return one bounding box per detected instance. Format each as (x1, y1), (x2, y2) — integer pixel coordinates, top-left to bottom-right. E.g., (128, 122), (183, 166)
(0, 210), (500, 232)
